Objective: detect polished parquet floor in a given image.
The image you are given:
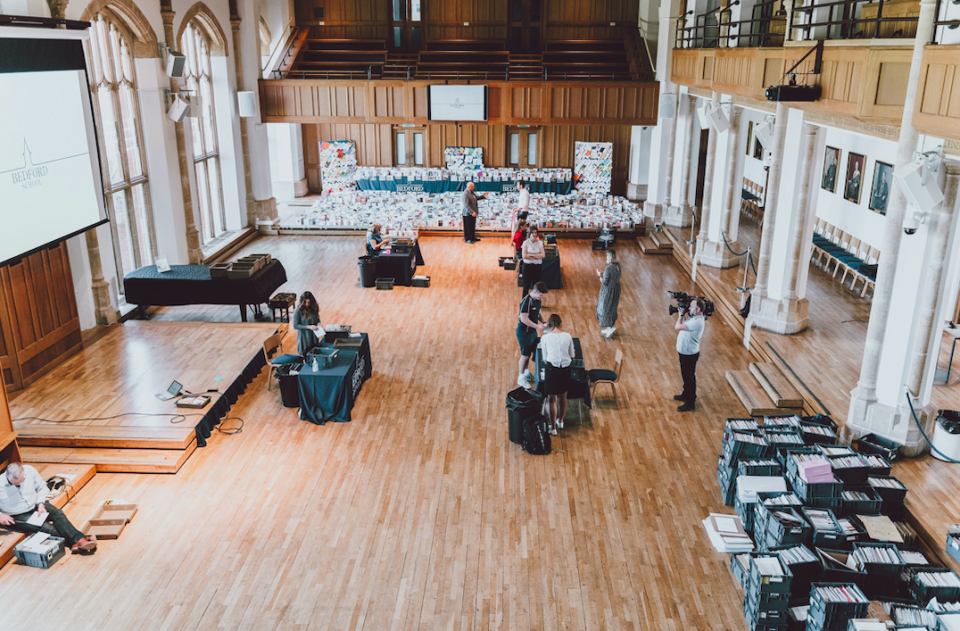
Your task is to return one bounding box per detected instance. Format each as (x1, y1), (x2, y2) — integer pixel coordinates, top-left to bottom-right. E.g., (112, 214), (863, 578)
(2, 234), (958, 630)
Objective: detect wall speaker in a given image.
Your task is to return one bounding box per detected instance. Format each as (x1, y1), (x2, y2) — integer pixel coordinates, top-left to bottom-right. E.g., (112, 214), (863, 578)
(894, 161), (945, 213)
(166, 94), (191, 122)
(707, 104), (730, 134)
(754, 118), (774, 148)
(238, 91), (258, 118)
(658, 93), (677, 119)
(696, 102), (711, 130)
(166, 50), (186, 79)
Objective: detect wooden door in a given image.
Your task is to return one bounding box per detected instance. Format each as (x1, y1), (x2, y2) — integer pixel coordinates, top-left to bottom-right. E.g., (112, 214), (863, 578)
(508, 0), (542, 51)
(390, 0), (423, 51)
(393, 127), (426, 166)
(506, 127), (540, 167)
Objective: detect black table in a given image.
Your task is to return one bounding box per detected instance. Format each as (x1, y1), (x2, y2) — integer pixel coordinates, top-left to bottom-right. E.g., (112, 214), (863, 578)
(517, 255), (562, 290)
(355, 178), (572, 195)
(533, 338), (591, 408)
(376, 251), (418, 286)
(297, 333), (372, 424)
(123, 261), (287, 322)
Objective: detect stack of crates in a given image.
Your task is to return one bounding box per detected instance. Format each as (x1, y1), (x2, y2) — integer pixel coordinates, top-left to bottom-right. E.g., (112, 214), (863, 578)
(734, 460), (783, 532)
(847, 543), (905, 598)
(755, 493), (804, 551)
(805, 583), (869, 631)
(719, 419), (770, 506)
(764, 507), (811, 551)
(746, 553), (793, 631)
(838, 487), (882, 517)
(905, 567), (960, 605)
(801, 507), (844, 549)
(770, 544), (821, 603)
(787, 464), (843, 512)
(865, 475), (907, 519)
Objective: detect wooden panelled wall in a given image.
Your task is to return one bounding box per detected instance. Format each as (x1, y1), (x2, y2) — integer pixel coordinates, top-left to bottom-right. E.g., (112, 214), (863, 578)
(0, 243), (82, 392)
(260, 80), (659, 126)
(302, 123), (633, 195)
(292, 0), (638, 41)
(913, 45), (960, 143)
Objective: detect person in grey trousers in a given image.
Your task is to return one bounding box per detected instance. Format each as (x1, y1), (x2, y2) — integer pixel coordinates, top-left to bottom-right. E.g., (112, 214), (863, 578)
(462, 182), (487, 244)
(595, 249), (622, 338)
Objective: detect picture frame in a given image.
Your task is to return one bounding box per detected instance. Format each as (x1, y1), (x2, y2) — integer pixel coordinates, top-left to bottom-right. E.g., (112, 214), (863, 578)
(821, 146), (840, 193)
(844, 152), (866, 204)
(868, 161), (894, 215)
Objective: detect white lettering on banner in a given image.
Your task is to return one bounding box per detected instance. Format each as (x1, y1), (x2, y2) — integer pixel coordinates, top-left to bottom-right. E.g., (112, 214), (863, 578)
(396, 184), (425, 193)
(352, 356), (365, 397)
(501, 183), (518, 192)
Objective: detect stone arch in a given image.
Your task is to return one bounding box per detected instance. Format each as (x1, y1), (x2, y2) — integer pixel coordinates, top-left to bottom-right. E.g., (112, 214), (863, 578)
(177, 2), (229, 56)
(258, 16), (271, 56)
(80, 0), (159, 58)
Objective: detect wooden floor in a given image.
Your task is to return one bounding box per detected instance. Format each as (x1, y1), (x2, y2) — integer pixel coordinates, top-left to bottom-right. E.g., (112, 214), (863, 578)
(0, 233), (958, 630)
(9, 320), (276, 472)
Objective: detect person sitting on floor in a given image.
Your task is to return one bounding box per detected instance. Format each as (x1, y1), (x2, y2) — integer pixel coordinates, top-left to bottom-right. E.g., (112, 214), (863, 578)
(0, 462), (97, 554)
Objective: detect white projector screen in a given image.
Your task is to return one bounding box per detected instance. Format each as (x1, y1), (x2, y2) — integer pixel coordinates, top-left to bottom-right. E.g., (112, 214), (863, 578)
(0, 32), (108, 266)
(428, 85), (487, 121)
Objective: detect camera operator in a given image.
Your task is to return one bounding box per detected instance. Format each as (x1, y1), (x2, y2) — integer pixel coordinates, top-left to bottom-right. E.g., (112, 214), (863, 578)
(674, 297), (707, 412)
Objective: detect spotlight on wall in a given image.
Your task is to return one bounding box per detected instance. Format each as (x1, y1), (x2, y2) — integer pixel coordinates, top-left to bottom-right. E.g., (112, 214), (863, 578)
(166, 94), (191, 122)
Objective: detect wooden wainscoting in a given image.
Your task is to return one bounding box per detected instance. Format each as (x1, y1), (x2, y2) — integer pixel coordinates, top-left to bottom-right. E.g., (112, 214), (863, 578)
(671, 48), (715, 89)
(260, 79), (659, 126)
(913, 45), (960, 143)
(0, 242), (82, 392)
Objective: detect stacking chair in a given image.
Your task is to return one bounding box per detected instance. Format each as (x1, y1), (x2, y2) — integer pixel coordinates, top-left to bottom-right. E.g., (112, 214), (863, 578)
(263, 330), (299, 390)
(811, 219), (830, 263)
(828, 237), (862, 278)
(848, 247), (880, 297)
(588, 349), (623, 407)
(816, 227), (847, 268)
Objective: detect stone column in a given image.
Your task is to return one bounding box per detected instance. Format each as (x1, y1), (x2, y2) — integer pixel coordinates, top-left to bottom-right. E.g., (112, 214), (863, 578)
(665, 95), (697, 227)
(46, 0), (67, 19)
(230, 5), (256, 226)
(161, 3), (202, 263)
(85, 230), (118, 326)
(644, 94), (679, 223)
(699, 104), (742, 269)
(696, 94), (719, 245)
(782, 123), (819, 302)
(847, 0), (939, 437)
(751, 102), (788, 301)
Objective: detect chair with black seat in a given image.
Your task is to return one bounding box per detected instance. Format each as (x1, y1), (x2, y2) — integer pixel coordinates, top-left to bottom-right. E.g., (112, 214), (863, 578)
(588, 348), (623, 407)
(827, 236), (861, 277)
(845, 245), (879, 291)
(263, 330), (299, 390)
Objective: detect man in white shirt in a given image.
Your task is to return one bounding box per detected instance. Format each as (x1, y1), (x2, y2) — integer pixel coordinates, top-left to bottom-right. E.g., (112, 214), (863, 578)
(511, 182), (531, 235)
(0, 462), (97, 554)
(674, 298), (706, 412)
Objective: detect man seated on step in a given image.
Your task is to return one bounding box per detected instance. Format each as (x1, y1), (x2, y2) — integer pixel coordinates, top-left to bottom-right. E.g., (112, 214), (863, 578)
(0, 462), (97, 554)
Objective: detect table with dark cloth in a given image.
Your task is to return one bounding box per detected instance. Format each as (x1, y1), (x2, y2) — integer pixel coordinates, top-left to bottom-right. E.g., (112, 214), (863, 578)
(533, 337), (591, 408)
(321, 332), (373, 382)
(123, 261), (287, 322)
(376, 251), (418, 286)
(354, 178), (572, 195)
(298, 333), (372, 424)
(517, 254), (562, 290)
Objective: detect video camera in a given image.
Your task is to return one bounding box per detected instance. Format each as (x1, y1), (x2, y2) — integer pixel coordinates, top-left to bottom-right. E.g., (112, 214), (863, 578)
(668, 291), (715, 318)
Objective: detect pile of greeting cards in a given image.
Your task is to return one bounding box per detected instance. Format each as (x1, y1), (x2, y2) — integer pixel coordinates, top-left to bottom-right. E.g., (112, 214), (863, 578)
(353, 166), (572, 183)
(574, 142), (613, 195)
(443, 147), (484, 170)
(318, 141), (358, 194)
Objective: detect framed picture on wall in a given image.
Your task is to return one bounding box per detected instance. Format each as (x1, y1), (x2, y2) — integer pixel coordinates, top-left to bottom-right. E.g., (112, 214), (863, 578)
(753, 137), (764, 160)
(844, 152), (866, 204)
(869, 161), (893, 215)
(746, 122), (754, 157)
(821, 146), (840, 193)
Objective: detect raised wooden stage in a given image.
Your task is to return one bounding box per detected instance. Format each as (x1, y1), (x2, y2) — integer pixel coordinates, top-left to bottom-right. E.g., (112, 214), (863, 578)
(9, 320), (277, 473)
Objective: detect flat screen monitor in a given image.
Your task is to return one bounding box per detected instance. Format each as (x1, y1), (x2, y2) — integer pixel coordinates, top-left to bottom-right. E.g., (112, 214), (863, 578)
(428, 85), (487, 122)
(0, 28), (109, 266)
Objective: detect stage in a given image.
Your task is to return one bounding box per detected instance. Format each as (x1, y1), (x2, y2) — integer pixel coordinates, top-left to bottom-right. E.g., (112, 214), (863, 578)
(9, 320), (277, 473)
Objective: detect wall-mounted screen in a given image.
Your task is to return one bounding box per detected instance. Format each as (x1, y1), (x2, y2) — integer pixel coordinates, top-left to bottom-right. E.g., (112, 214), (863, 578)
(0, 30), (108, 266)
(428, 85), (487, 122)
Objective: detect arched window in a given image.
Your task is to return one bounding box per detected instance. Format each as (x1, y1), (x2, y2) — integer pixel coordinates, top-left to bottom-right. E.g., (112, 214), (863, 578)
(88, 11), (156, 286)
(181, 21), (226, 245)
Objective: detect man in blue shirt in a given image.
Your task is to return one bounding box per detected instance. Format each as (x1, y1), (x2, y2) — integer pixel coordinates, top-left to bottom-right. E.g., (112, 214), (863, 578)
(674, 298), (706, 412)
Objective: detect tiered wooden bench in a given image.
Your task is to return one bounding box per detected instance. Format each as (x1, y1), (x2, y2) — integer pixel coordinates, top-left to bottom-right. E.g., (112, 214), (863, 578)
(638, 230), (673, 255)
(726, 364), (804, 417)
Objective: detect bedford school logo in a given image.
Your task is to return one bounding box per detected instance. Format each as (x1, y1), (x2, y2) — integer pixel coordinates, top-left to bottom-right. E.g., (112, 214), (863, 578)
(5, 141), (53, 190)
(450, 98), (465, 109)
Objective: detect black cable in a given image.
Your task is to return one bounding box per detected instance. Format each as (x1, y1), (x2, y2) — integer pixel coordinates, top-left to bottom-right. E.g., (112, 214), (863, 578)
(905, 388), (960, 464)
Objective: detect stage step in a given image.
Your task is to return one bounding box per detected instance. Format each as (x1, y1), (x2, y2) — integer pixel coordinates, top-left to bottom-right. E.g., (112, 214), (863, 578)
(0, 532), (25, 569)
(16, 426), (196, 450)
(30, 463), (98, 509)
(21, 440), (197, 474)
(650, 230), (673, 249)
(749, 362), (804, 409)
(726, 370), (799, 417)
(638, 236), (672, 255)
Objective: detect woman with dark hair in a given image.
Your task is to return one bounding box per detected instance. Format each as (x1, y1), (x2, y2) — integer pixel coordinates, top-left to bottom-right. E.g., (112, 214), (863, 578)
(293, 291), (322, 356)
(366, 223), (385, 256)
(512, 219), (527, 260)
(540, 313), (574, 435)
(521, 225), (545, 299)
(596, 249), (622, 338)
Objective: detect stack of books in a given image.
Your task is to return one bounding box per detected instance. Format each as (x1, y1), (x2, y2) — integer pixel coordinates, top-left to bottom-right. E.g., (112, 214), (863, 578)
(702, 513), (753, 553)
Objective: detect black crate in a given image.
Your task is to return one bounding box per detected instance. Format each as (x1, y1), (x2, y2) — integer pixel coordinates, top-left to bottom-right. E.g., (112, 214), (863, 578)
(748, 553), (794, 595)
(591, 240), (608, 250)
(862, 455), (892, 478)
(850, 543), (904, 596)
(784, 449), (826, 478)
(839, 487), (882, 517)
(832, 516), (864, 549)
(731, 552), (751, 590)
(814, 549), (869, 589)
(746, 589), (792, 612)
(718, 461), (736, 507)
(802, 508), (844, 549)
(770, 544), (822, 599)
(865, 475), (907, 518)
(906, 567), (960, 604)
(789, 471), (843, 501)
(503, 259), (517, 270)
(827, 455), (872, 485)
(889, 605), (940, 629)
(726, 418), (762, 434)
(412, 275), (431, 288)
(756, 495), (803, 546)
(736, 494), (757, 533)
(799, 423), (839, 445)
(808, 583), (869, 625)
(947, 534), (960, 566)
(723, 432), (773, 465)
(801, 414), (839, 432)
(765, 430), (808, 454)
(375, 278), (395, 290)
(739, 459), (784, 478)
(851, 433), (902, 462)
(805, 497), (843, 513)
(767, 507), (811, 547)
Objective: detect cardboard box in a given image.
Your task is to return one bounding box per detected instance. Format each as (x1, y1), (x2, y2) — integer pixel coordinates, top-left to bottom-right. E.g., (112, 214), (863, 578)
(83, 503), (139, 540)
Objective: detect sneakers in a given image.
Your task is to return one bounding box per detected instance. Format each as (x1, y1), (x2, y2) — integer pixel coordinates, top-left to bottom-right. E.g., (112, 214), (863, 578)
(549, 428), (558, 436)
(556, 420), (564, 429)
(517, 374), (532, 388)
(601, 327), (616, 338)
(523, 369), (533, 380)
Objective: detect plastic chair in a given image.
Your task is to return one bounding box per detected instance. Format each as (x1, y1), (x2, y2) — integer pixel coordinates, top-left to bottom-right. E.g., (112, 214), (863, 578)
(588, 349), (623, 407)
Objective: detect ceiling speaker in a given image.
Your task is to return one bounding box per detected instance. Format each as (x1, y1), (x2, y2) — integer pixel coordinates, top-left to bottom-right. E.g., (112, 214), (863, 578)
(894, 161), (945, 213)
(166, 94), (190, 122)
(166, 50), (186, 79)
